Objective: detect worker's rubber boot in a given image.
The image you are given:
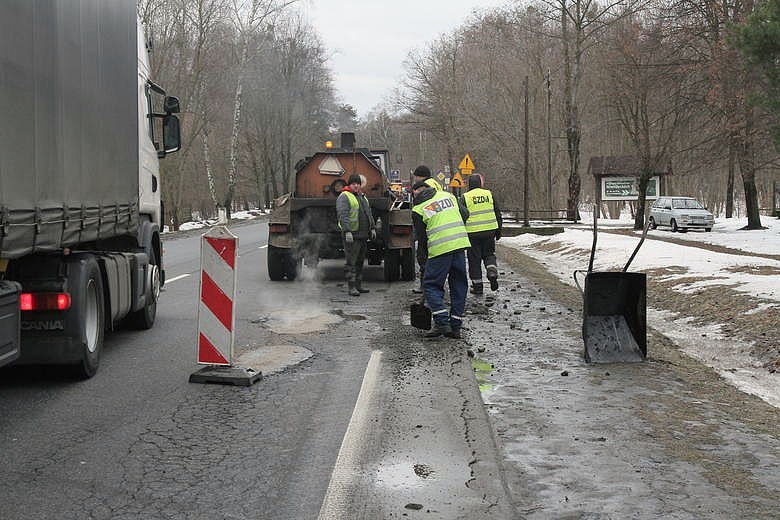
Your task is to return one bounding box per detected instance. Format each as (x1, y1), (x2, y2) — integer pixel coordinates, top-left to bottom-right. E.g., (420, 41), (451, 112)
(486, 266), (499, 291)
(355, 280), (369, 293)
(348, 282), (360, 296)
(470, 282), (484, 295)
(445, 327), (462, 339)
(425, 322), (452, 339)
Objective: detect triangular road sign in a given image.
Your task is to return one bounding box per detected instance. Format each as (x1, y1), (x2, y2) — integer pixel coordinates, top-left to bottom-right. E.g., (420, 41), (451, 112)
(450, 171), (464, 188)
(458, 154), (474, 171)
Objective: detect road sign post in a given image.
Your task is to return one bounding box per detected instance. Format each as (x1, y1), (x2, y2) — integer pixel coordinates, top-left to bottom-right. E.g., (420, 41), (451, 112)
(189, 226), (261, 386)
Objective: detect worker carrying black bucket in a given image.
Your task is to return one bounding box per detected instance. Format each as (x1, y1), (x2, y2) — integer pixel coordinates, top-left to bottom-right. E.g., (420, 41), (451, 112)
(574, 209), (650, 363)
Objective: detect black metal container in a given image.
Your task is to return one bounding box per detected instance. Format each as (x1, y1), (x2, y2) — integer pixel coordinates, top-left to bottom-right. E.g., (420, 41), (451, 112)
(582, 271), (646, 363)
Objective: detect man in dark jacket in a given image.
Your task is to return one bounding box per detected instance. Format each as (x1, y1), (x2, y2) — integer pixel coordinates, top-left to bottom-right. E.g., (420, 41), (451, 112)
(412, 181), (470, 339)
(410, 165), (442, 294)
(337, 174), (376, 296)
(461, 174), (503, 294)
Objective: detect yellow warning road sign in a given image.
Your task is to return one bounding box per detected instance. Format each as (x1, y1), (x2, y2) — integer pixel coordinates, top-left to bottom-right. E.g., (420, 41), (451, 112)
(450, 171), (464, 188)
(458, 154), (475, 173)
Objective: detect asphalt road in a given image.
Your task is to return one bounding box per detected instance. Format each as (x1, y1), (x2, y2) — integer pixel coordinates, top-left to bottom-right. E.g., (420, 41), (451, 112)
(0, 219), (515, 519)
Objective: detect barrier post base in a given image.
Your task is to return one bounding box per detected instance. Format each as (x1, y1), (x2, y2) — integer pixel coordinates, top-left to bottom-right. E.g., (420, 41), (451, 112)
(189, 366), (262, 386)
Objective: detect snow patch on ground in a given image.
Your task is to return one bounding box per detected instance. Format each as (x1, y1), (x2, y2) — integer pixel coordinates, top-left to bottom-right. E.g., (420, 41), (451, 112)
(648, 308), (780, 408)
(502, 221), (780, 408)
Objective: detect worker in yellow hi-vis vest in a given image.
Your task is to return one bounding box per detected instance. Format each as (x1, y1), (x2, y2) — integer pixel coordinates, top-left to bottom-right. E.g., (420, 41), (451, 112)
(410, 165), (443, 294)
(460, 174), (503, 294)
(411, 180), (471, 339)
(337, 174), (376, 296)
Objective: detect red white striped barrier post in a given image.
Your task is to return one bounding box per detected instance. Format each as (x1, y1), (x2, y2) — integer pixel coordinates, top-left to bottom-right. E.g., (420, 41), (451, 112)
(189, 226), (261, 386)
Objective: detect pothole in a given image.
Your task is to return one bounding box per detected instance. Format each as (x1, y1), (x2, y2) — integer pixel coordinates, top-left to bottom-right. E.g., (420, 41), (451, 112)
(413, 463), (434, 479)
(260, 307), (343, 334)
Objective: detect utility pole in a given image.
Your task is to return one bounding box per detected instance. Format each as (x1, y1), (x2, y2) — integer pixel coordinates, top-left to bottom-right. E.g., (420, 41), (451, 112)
(545, 69), (552, 213)
(523, 76), (530, 228)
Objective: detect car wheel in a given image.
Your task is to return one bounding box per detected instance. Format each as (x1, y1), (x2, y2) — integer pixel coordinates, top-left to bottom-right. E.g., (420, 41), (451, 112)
(649, 217), (657, 230)
(671, 219), (678, 232)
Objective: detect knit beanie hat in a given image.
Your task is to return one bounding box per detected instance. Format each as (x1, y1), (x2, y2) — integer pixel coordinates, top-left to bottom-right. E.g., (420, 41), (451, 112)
(413, 165), (432, 179)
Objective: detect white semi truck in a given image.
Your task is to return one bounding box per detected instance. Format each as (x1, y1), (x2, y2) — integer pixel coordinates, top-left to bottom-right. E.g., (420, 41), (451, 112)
(0, 1), (181, 377)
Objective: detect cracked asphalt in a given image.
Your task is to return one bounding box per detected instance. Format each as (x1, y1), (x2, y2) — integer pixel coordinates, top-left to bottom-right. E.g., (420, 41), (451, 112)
(0, 220), (514, 519)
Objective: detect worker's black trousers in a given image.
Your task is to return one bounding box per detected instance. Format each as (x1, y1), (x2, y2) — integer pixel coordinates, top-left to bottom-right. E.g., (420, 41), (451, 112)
(466, 232), (497, 281)
(343, 238), (367, 283)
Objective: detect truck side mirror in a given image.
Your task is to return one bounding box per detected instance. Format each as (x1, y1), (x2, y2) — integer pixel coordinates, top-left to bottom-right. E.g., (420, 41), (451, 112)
(164, 96), (180, 114)
(161, 115), (181, 156)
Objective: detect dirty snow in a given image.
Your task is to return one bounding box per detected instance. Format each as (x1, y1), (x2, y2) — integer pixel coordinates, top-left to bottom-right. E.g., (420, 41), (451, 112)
(502, 214), (780, 408)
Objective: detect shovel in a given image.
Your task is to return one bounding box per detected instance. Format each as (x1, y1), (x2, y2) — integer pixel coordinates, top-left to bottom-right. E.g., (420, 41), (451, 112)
(574, 208), (650, 363)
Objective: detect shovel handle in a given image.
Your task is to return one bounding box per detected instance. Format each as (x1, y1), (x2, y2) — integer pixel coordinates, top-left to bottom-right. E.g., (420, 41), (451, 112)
(623, 218), (652, 272)
(573, 270), (587, 294)
(588, 204), (598, 273)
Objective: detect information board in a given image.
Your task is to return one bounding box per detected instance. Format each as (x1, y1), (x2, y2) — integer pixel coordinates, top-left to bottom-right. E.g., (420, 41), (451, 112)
(601, 176), (659, 201)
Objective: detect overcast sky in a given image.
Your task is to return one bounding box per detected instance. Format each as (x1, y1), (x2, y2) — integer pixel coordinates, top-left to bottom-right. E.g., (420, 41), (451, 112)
(301, 0), (512, 119)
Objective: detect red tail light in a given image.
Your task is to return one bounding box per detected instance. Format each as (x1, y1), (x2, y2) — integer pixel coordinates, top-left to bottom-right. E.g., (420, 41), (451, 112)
(269, 224), (289, 233)
(391, 225), (412, 235)
(20, 293), (72, 311)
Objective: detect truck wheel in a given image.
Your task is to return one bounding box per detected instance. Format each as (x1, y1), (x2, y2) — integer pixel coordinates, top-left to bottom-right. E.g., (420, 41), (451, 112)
(71, 258), (105, 379)
(286, 254), (301, 281)
(671, 219), (679, 232)
(383, 250), (400, 282)
(400, 248), (416, 281)
(267, 245), (286, 281)
(126, 250), (159, 330)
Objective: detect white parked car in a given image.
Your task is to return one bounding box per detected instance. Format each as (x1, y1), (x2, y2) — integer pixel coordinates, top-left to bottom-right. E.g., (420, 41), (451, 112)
(649, 196), (714, 232)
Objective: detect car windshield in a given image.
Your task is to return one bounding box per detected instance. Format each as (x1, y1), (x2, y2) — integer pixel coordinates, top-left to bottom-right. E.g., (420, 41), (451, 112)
(672, 199), (704, 209)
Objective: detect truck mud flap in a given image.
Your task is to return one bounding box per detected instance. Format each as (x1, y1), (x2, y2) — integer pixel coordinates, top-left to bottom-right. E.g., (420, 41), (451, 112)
(580, 272), (646, 363)
(0, 281), (22, 367)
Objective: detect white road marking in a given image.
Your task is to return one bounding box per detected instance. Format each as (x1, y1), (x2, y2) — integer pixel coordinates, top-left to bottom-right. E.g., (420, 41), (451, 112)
(318, 350), (383, 519)
(166, 274), (191, 283)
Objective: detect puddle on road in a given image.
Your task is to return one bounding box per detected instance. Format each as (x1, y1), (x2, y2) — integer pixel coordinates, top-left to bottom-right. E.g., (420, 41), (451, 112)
(374, 461), (435, 492)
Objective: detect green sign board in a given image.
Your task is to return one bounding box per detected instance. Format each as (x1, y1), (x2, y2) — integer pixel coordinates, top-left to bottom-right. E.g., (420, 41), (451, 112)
(602, 176), (659, 201)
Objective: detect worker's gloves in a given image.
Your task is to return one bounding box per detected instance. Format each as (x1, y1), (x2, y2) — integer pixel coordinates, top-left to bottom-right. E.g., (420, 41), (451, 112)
(495, 230), (502, 241)
(370, 229), (377, 241)
(345, 232), (354, 244)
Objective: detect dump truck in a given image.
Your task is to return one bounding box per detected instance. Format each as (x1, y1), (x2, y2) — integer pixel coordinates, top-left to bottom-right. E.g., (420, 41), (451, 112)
(0, 1), (181, 377)
(268, 133), (415, 282)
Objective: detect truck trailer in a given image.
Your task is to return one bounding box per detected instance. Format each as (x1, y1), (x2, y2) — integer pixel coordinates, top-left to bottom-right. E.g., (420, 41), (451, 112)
(0, 1), (181, 377)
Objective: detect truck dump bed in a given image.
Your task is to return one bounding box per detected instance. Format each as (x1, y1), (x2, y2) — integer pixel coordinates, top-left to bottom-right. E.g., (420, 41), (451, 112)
(0, 0), (139, 259)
